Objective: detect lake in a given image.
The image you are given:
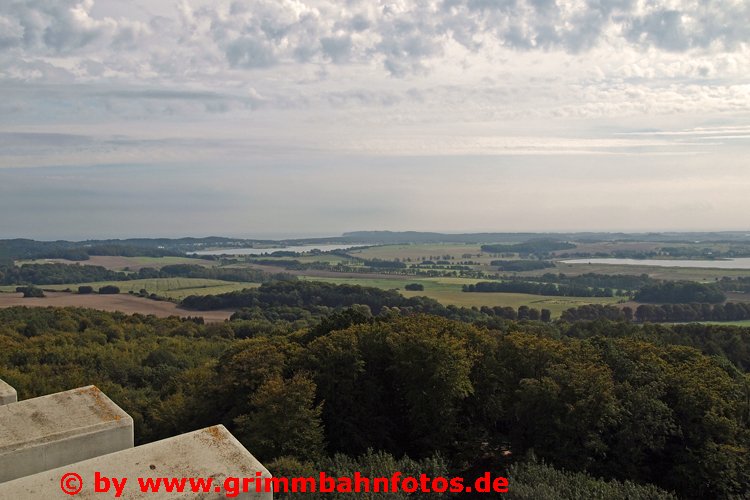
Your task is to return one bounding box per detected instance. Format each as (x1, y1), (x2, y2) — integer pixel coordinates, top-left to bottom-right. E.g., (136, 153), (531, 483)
(191, 244), (364, 256)
(560, 257), (750, 269)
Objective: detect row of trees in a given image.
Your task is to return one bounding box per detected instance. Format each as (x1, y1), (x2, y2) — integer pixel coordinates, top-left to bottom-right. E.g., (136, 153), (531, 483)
(0, 241), (181, 261)
(362, 259), (408, 269)
(0, 263), (124, 285)
(15, 286), (45, 298)
(490, 260), (555, 272)
(181, 281), (447, 314)
(0, 237), (247, 261)
(634, 281), (726, 304)
(560, 304), (628, 322)
(519, 272), (654, 293)
(0, 262), (287, 287)
(561, 301), (750, 324)
(481, 239), (576, 255)
(463, 281), (614, 297)
(484, 275), (730, 303)
(634, 302), (750, 322)
(718, 276), (750, 293)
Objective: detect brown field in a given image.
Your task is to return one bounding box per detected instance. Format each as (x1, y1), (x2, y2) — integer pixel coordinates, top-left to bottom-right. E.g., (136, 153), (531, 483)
(0, 292), (233, 322)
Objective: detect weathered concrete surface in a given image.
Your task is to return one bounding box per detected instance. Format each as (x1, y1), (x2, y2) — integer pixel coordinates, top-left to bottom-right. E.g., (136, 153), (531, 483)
(0, 379), (16, 406)
(0, 385), (133, 483)
(0, 425), (273, 499)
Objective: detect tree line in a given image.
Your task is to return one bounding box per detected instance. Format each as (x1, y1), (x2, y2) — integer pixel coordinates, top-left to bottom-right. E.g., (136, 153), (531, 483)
(490, 260), (555, 272)
(634, 281), (726, 303)
(717, 276), (750, 293)
(518, 272), (654, 293)
(463, 281), (614, 297)
(0, 262), (288, 286)
(561, 302), (750, 325)
(182, 281), (447, 315)
(481, 239), (576, 255)
(0, 237), (269, 261)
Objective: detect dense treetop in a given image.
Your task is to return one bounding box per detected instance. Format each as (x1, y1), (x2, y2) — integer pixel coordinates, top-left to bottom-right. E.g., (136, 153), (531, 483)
(635, 281), (726, 304)
(1, 303), (748, 499)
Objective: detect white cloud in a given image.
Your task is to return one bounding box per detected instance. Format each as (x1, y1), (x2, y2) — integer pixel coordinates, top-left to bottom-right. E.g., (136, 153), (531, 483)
(1, 0), (748, 81)
(0, 1), (749, 236)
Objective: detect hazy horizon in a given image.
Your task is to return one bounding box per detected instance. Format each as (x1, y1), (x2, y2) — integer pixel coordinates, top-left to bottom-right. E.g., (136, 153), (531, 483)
(1, 0), (748, 239)
(8, 228), (750, 243)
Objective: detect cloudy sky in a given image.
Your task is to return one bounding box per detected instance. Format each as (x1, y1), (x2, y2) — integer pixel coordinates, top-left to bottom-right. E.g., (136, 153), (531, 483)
(1, 0), (748, 239)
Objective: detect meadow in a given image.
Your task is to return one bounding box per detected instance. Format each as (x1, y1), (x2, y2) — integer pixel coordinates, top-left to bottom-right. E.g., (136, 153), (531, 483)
(551, 262), (750, 281)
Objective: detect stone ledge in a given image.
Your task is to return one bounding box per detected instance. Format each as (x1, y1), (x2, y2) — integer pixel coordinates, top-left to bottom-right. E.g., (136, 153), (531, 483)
(0, 379), (16, 406)
(0, 425), (273, 499)
(0, 385), (133, 483)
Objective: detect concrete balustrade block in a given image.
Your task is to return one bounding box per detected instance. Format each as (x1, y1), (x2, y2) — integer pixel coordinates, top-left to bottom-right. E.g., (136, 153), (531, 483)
(0, 385), (133, 483)
(0, 379), (16, 406)
(0, 425), (273, 499)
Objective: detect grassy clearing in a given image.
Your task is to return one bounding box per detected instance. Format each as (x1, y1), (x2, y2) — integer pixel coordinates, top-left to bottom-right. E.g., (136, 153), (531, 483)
(0, 278), (260, 300)
(694, 320), (750, 327)
(298, 275), (621, 317)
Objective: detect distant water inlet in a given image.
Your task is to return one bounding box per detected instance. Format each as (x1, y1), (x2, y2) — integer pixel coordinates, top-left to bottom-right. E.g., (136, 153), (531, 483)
(191, 244), (363, 256)
(560, 257), (750, 269)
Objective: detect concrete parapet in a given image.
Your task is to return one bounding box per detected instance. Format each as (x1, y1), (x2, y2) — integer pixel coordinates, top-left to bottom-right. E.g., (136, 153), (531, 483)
(0, 425), (273, 499)
(0, 385), (133, 483)
(0, 379), (16, 405)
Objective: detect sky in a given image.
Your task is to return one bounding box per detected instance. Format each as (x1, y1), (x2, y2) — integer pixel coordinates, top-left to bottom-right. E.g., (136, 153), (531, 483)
(0, 0), (749, 239)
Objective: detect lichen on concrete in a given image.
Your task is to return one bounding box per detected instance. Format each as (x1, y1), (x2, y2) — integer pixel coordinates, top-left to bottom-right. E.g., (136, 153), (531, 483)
(0, 385), (134, 483)
(0, 425), (273, 499)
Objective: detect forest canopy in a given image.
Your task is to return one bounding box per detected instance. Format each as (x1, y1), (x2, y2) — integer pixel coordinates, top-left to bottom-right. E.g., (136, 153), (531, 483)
(1, 305), (748, 499)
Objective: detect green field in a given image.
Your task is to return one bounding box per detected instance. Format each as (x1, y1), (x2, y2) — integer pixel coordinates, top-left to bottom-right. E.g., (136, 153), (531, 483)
(695, 320), (750, 327)
(0, 278), (260, 299)
(546, 262), (750, 281)
(299, 275), (622, 317)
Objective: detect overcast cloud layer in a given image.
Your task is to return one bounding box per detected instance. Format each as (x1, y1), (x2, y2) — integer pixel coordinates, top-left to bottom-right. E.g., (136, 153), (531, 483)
(0, 0), (749, 238)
